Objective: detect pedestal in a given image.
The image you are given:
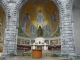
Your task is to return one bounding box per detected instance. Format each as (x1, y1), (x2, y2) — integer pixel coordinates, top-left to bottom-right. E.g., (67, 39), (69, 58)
(32, 49), (42, 58)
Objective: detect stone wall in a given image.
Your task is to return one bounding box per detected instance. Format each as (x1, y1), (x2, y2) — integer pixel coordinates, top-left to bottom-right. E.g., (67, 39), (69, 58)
(73, 0), (80, 54)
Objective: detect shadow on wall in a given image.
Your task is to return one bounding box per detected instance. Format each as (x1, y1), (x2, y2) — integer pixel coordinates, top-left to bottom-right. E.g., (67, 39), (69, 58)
(73, 0), (80, 54)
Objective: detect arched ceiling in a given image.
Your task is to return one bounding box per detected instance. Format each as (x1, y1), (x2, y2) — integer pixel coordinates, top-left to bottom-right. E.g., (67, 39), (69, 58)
(20, 0), (59, 37)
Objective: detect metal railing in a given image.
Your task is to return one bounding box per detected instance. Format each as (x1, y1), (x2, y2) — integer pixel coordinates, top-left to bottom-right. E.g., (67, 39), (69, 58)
(0, 57), (6, 60)
(73, 55), (80, 60)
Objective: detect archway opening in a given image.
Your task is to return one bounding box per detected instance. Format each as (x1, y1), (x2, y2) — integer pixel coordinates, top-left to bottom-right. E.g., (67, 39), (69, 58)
(17, 0), (61, 57)
(0, 5), (6, 54)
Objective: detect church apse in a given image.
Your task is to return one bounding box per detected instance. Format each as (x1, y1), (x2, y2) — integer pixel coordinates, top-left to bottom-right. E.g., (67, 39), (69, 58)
(17, 0), (61, 56)
(18, 0), (60, 38)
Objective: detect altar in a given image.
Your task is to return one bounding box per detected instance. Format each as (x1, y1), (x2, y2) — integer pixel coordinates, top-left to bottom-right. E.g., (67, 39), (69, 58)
(30, 37), (48, 50)
(31, 37), (48, 58)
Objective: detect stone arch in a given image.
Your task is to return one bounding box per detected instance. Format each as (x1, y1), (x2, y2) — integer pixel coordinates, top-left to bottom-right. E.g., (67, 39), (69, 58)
(14, 0), (65, 34)
(0, 1), (7, 14)
(14, 0), (64, 53)
(14, 0), (64, 24)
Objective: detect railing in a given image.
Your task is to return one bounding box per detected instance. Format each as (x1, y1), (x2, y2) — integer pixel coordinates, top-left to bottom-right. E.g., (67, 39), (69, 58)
(0, 57), (6, 60)
(1, 52), (80, 60)
(73, 55), (80, 60)
(17, 37), (61, 45)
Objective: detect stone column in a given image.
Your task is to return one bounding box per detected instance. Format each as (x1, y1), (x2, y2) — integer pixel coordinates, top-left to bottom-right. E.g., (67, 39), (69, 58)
(2, 0), (21, 57)
(60, 0), (75, 55)
(52, 0), (75, 55)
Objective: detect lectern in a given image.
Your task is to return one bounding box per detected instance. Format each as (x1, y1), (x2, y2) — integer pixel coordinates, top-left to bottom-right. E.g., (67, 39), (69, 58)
(32, 49), (42, 58)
